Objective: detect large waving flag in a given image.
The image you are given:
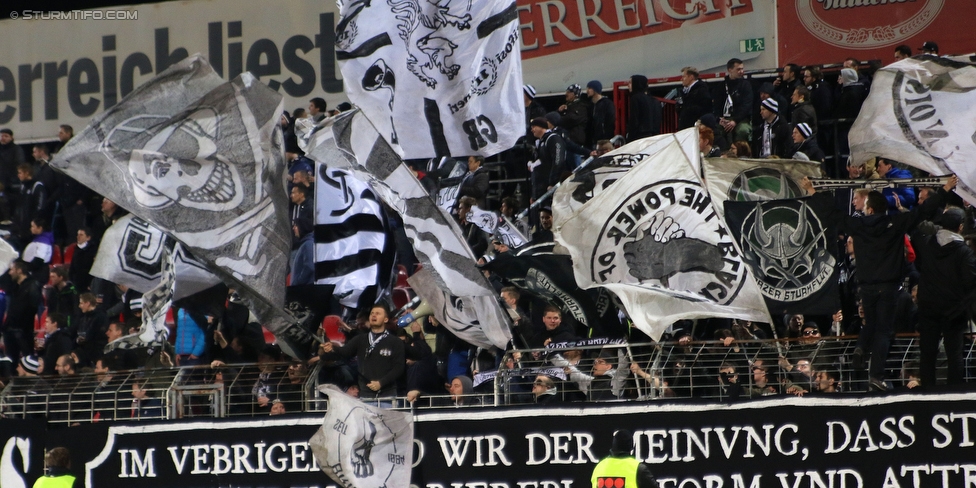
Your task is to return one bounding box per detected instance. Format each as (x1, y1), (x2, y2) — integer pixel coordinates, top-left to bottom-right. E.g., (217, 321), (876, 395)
(314, 164), (395, 310)
(700, 157), (823, 219)
(90, 214), (221, 300)
(51, 55), (315, 359)
(310, 385), (413, 488)
(849, 55), (976, 202)
(307, 110), (511, 349)
(554, 129), (770, 340)
(335, 0), (523, 158)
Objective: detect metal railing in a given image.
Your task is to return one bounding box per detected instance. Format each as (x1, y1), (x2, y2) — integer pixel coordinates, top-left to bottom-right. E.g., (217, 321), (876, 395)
(4, 336), (974, 424)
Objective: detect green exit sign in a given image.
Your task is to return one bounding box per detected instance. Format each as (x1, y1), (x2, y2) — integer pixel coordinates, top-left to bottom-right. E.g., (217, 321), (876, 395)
(740, 38), (766, 53)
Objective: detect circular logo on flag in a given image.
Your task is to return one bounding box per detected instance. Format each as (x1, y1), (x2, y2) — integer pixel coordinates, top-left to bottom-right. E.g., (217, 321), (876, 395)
(591, 179), (748, 305)
(738, 200), (835, 304)
(727, 167), (804, 202)
(795, 0), (944, 49)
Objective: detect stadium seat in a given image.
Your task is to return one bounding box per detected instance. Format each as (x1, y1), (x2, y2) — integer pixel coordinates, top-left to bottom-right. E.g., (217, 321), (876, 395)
(62, 243), (76, 265)
(396, 264), (409, 288)
(322, 315), (346, 345)
(51, 245), (62, 265)
(392, 287), (413, 310)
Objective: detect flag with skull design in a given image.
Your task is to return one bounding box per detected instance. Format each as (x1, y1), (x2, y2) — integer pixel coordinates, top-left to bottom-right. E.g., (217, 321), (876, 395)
(310, 384), (413, 488)
(51, 55), (316, 359)
(554, 129), (771, 340)
(335, 0), (524, 159)
(724, 196), (841, 315)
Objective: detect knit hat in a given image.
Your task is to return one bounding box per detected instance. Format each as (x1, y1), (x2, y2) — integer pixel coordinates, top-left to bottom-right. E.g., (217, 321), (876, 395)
(758, 82), (775, 96)
(129, 298), (144, 311)
(586, 80), (603, 93)
(20, 355), (40, 374)
(761, 98), (779, 114)
(566, 84), (581, 97)
(523, 84), (537, 99)
(530, 117), (549, 129)
(0, 128), (11, 136)
(544, 111), (561, 127)
(610, 429), (634, 455)
(796, 122), (813, 139)
(336, 102), (352, 112)
(840, 68), (859, 86)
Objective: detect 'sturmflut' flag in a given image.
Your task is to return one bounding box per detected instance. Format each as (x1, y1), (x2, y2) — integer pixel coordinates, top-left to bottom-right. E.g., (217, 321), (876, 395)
(849, 55), (976, 202)
(51, 55), (316, 359)
(335, 0), (523, 159)
(701, 157), (823, 219)
(310, 385), (413, 488)
(90, 214), (221, 300)
(724, 197), (841, 315)
(554, 129), (770, 340)
(306, 110), (511, 349)
(314, 164), (395, 309)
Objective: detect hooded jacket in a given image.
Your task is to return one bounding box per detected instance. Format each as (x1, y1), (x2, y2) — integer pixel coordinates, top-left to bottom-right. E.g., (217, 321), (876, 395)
(911, 227), (976, 317)
(627, 75), (661, 141)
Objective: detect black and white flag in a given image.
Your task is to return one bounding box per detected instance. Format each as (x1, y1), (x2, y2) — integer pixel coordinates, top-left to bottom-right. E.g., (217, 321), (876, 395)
(51, 55), (316, 359)
(407, 267), (512, 349)
(555, 129), (770, 340)
(315, 165), (395, 310)
(310, 385), (413, 488)
(90, 214), (221, 300)
(336, 0), (523, 159)
(483, 247), (607, 330)
(467, 206), (527, 248)
(306, 110), (512, 349)
(435, 159), (467, 211)
(724, 197), (841, 315)
(850, 55), (976, 203)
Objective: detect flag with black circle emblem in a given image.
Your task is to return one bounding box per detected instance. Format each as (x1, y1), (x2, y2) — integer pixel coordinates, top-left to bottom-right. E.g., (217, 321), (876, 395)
(724, 196), (841, 315)
(335, 0), (523, 159)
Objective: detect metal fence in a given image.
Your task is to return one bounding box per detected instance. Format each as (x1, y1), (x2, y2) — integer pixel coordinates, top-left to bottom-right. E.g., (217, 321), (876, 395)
(4, 335), (974, 424)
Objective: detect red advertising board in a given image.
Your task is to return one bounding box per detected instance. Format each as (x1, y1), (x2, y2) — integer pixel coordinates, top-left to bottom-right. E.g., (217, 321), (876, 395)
(777, 0), (975, 66)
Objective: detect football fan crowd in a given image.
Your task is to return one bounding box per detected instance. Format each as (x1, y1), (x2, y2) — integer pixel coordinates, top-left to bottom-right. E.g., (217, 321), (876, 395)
(1, 41), (975, 423)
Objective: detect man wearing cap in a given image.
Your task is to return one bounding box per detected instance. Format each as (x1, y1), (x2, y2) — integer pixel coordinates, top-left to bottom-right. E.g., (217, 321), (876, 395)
(920, 41), (939, 56)
(755, 98), (791, 158)
(591, 429), (661, 488)
(523, 85), (546, 136)
(558, 84), (589, 147)
(789, 123), (825, 163)
(676, 67), (712, 130)
(911, 206), (976, 388)
(586, 81), (615, 146)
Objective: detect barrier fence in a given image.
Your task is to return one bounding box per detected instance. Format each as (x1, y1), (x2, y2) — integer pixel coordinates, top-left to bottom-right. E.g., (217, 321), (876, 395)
(4, 334), (974, 425)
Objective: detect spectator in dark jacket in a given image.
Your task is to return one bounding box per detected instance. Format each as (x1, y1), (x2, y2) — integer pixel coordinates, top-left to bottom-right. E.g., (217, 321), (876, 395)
(41, 313), (74, 376)
(835, 68), (867, 120)
(14, 163), (47, 248)
(716, 58), (753, 143)
(69, 228), (97, 291)
(754, 98), (792, 158)
(790, 86), (818, 130)
(319, 304), (406, 404)
(71, 292), (109, 365)
(0, 128), (26, 193)
(2, 260), (43, 363)
(788, 123), (825, 163)
(558, 84), (589, 146)
(528, 306), (577, 348)
(676, 67), (712, 130)
(802, 65), (833, 122)
(586, 80), (616, 146)
(529, 118), (566, 201)
(456, 156), (490, 209)
(912, 207), (976, 388)
(627, 75), (661, 142)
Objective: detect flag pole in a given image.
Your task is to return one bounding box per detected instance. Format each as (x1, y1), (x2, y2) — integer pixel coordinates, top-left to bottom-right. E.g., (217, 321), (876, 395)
(516, 155), (597, 221)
